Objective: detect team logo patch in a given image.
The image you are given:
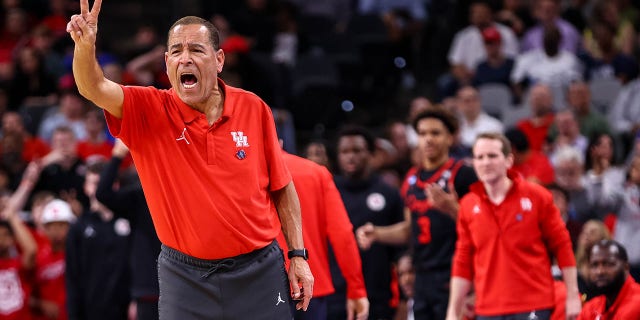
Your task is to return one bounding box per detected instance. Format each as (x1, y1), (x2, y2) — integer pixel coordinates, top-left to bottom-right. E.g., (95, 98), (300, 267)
(236, 150), (246, 160)
(407, 175), (417, 186)
(366, 193), (386, 211)
(0, 270), (24, 314)
(231, 131), (249, 147)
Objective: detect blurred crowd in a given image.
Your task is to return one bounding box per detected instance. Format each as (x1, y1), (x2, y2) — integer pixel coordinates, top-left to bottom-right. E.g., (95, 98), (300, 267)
(2, 0), (640, 319)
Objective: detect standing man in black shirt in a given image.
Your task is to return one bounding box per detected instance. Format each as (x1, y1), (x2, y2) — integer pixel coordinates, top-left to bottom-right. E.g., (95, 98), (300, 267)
(328, 125), (405, 320)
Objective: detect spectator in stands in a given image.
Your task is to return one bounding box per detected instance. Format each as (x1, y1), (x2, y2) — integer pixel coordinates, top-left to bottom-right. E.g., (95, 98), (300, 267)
(583, 132), (625, 220)
(35, 126), (86, 207)
(511, 23), (582, 99)
(505, 126), (555, 185)
(37, 87), (88, 144)
(552, 145), (601, 224)
(29, 24), (66, 80)
(395, 252), (416, 320)
(95, 140), (160, 320)
(609, 76), (640, 137)
(548, 109), (589, 158)
(76, 109), (112, 163)
(579, 240), (640, 319)
(0, 8), (30, 82)
(329, 125), (404, 320)
(472, 26), (515, 90)
(580, 22), (638, 83)
(442, 0), (518, 98)
(547, 183), (582, 246)
(516, 83), (555, 152)
(582, 0), (635, 59)
(0, 162), (39, 320)
(456, 85), (503, 149)
(564, 81), (611, 139)
(8, 46), (58, 109)
(521, 0), (581, 54)
(1, 111), (49, 163)
(65, 162), (131, 320)
(609, 155), (640, 282)
(304, 140), (332, 170)
(0, 131), (28, 189)
(495, 0), (535, 37)
(575, 219), (612, 301)
(32, 199), (75, 320)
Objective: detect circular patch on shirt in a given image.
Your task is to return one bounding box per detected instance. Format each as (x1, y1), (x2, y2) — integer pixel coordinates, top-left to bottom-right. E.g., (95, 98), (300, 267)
(114, 218), (131, 236)
(366, 193), (386, 212)
(407, 175), (417, 186)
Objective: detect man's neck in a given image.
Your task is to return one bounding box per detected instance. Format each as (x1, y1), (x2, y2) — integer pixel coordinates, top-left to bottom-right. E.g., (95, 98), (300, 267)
(483, 176), (512, 204)
(422, 154), (449, 171)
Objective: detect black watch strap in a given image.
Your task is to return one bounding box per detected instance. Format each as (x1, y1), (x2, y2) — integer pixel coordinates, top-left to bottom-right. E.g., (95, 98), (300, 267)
(288, 248), (309, 260)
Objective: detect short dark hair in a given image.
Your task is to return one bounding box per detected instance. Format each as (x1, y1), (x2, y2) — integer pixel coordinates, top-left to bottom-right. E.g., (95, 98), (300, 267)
(168, 16), (220, 50)
(412, 107), (459, 135)
(587, 239), (629, 264)
(504, 127), (529, 153)
(336, 125), (377, 154)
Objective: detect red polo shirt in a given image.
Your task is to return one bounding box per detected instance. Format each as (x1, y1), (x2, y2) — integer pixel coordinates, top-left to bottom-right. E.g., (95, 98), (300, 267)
(278, 152), (367, 299)
(578, 276), (640, 320)
(453, 171), (575, 316)
(105, 80), (291, 259)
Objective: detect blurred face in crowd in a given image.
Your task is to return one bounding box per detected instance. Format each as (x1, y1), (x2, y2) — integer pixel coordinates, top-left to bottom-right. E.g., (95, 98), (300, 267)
(529, 85), (553, 117)
(457, 86), (482, 120)
(549, 188), (568, 219)
(578, 221), (609, 252)
(43, 221), (70, 251)
(535, 0), (559, 23)
(51, 129), (77, 160)
(554, 158), (583, 190)
(472, 137), (513, 185)
(470, 3), (492, 28)
(1, 112), (24, 134)
(338, 135), (371, 179)
(305, 142), (330, 168)
(83, 171), (100, 199)
(587, 243), (628, 296)
(589, 134), (614, 164)
(397, 255), (415, 299)
(555, 110), (580, 139)
(567, 82), (591, 113)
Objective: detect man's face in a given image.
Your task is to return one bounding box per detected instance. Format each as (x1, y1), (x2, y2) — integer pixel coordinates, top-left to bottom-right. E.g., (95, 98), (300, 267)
(165, 24), (224, 108)
(43, 221), (70, 249)
(472, 138), (513, 184)
(337, 136), (370, 178)
(554, 159), (583, 190)
(457, 87), (481, 119)
(416, 118), (453, 163)
(397, 255), (415, 298)
(587, 244), (628, 296)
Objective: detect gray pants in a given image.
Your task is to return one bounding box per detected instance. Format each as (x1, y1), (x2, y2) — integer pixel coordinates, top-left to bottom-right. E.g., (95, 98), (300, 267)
(477, 309), (552, 320)
(158, 241), (293, 320)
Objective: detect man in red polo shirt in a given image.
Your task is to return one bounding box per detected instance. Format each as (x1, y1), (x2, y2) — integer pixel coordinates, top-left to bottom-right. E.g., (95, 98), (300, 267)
(66, 1), (313, 318)
(578, 240), (640, 320)
(279, 151), (369, 320)
(446, 132), (581, 320)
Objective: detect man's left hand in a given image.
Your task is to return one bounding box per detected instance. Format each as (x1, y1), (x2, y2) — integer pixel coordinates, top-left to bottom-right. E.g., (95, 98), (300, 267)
(289, 257), (314, 311)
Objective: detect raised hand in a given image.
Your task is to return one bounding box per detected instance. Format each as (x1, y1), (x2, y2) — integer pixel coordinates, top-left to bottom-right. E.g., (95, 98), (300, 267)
(66, 0), (102, 47)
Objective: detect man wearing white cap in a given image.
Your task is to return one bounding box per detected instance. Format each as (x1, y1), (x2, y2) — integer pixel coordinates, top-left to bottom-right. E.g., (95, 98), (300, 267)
(32, 199), (75, 320)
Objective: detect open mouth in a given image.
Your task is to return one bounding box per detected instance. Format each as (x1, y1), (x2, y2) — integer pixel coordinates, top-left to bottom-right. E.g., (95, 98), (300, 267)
(180, 73), (198, 89)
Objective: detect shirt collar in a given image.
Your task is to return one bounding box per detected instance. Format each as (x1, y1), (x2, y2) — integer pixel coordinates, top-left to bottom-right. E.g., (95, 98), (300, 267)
(172, 78), (231, 124)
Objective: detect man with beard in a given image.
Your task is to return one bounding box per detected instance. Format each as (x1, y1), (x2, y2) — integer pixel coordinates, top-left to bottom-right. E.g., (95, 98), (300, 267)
(578, 240), (640, 319)
(328, 125), (405, 320)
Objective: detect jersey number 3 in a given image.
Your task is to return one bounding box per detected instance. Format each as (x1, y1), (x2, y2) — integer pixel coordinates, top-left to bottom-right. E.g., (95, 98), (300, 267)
(417, 216), (431, 244)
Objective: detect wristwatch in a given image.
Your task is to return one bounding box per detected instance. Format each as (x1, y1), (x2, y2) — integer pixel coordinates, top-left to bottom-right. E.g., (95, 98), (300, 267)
(288, 248), (309, 260)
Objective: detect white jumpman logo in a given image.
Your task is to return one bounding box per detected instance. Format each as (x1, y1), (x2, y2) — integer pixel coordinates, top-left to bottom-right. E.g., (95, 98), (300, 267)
(275, 292), (286, 306)
(176, 128), (190, 145)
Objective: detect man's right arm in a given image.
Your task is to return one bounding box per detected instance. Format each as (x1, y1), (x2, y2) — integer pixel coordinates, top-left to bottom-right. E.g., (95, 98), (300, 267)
(355, 208), (411, 250)
(67, 0), (124, 118)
